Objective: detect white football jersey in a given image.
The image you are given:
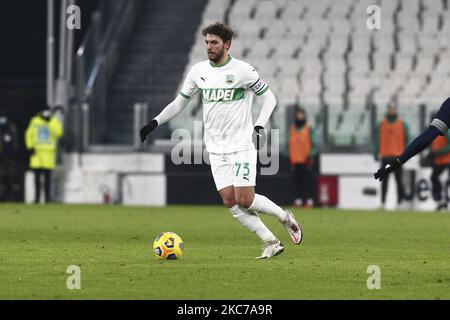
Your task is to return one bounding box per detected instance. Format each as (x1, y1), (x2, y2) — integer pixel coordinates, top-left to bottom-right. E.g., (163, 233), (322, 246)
(180, 55), (269, 154)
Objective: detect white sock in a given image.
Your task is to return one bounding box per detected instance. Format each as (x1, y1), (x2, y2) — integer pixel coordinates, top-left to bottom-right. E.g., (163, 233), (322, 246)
(248, 194), (288, 222)
(228, 205), (276, 243)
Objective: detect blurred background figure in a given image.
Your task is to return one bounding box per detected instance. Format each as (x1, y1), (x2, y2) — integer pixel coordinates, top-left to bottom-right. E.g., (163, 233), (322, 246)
(289, 107), (317, 208)
(25, 108), (63, 204)
(426, 112), (450, 211)
(0, 109), (19, 201)
(374, 103), (409, 210)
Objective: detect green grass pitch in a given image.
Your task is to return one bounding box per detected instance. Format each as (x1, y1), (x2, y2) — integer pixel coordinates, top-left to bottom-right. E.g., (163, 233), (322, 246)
(1, 203), (450, 299)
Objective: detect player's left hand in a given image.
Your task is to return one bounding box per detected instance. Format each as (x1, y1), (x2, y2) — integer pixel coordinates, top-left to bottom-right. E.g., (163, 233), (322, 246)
(140, 119), (158, 143)
(374, 158), (402, 181)
(253, 125), (266, 150)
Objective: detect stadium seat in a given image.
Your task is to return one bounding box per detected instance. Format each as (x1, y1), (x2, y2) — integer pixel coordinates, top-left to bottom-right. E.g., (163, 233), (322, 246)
(263, 20), (290, 39)
(173, 0), (450, 150)
(281, 0), (306, 20)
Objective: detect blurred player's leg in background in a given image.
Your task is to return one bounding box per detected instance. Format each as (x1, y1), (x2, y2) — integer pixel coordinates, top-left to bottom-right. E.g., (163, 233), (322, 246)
(304, 166), (315, 208)
(43, 169), (51, 203)
(431, 165), (445, 210)
(299, 164), (314, 208)
(380, 158), (392, 209)
(293, 164), (302, 207)
(33, 169), (42, 204)
(394, 167), (404, 209)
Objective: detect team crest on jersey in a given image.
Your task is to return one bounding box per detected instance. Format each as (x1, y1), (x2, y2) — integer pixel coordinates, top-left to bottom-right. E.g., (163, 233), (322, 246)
(226, 74), (234, 83)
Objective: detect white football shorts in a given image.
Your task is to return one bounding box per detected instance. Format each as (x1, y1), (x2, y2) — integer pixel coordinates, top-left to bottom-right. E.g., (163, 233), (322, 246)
(209, 149), (257, 191)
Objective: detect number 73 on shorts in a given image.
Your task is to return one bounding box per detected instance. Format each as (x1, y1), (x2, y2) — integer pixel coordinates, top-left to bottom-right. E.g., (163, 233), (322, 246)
(234, 162), (250, 177)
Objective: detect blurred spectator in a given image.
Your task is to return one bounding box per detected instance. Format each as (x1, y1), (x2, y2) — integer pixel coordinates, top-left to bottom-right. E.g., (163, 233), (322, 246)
(0, 109), (19, 201)
(288, 107), (317, 208)
(426, 112), (450, 210)
(25, 108), (63, 203)
(374, 103), (409, 210)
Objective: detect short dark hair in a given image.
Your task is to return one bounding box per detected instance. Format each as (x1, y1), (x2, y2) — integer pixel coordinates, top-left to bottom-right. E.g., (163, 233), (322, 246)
(202, 22), (234, 43)
(387, 102), (397, 110)
(295, 106), (306, 115)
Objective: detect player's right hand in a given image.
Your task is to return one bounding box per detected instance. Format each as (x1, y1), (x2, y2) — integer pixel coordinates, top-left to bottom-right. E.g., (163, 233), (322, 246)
(140, 119), (158, 143)
(252, 126), (266, 150)
(374, 158), (402, 181)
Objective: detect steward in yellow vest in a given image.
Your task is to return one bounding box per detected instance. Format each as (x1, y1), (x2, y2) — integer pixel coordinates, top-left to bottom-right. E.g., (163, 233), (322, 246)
(25, 109), (63, 203)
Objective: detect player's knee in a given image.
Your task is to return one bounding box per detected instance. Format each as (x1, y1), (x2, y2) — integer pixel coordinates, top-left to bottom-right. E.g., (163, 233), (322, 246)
(235, 195), (253, 209)
(222, 198), (237, 208)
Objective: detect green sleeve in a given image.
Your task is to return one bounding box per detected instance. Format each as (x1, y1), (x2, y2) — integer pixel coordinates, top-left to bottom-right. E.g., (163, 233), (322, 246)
(403, 122), (410, 145)
(179, 92), (190, 99)
(373, 124), (380, 156)
(434, 132), (450, 156)
(309, 128), (317, 156)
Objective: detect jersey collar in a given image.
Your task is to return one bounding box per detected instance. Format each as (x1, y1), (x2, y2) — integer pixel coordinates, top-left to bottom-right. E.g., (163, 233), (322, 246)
(210, 55), (232, 68)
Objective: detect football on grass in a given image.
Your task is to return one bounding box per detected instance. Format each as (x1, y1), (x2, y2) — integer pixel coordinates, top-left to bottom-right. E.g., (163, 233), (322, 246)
(153, 232), (184, 260)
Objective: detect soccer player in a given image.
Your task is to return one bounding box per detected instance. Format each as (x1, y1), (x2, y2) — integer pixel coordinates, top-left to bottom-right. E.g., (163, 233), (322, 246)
(374, 98), (450, 182)
(140, 22), (303, 259)
(427, 111), (450, 210)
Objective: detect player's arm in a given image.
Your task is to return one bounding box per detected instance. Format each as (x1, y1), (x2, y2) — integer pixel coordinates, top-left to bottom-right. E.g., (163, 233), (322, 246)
(244, 64), (276, 139)
(252, 86), (276, 150)
(254, 87), (276, 130)
(139, 94), (190, 143)
(374, 97), (450, 181)
(140, 67), (198, 143)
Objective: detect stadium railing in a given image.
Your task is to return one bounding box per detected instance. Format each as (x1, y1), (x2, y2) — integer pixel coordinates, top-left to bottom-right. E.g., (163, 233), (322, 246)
(70, 0), (142, 152)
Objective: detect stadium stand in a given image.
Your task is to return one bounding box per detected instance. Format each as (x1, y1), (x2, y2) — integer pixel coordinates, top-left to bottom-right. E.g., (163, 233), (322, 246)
(103, 0), (208, 144)
(171, 0), (450, 151)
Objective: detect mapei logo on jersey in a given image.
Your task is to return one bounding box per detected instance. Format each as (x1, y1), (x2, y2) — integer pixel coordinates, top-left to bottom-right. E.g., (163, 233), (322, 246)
(201, 88), (245, 102)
